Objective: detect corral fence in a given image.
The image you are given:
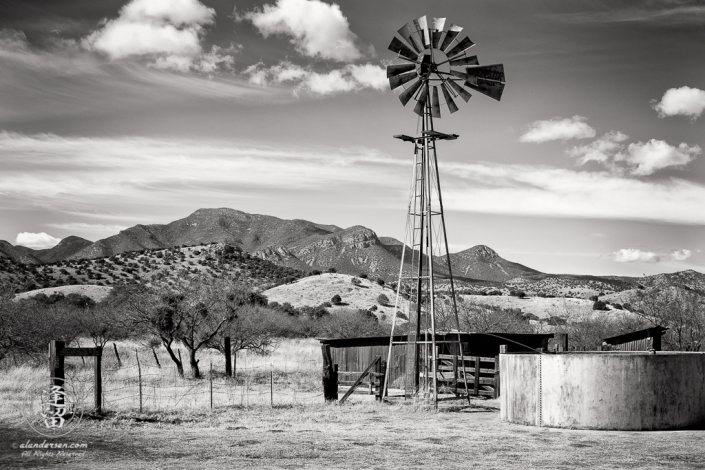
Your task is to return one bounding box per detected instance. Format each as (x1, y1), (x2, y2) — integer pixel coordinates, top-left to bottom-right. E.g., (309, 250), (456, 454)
(49, 340), (324, 413)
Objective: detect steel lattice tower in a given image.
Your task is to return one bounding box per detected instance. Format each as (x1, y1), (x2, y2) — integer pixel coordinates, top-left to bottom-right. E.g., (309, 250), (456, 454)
(382, 16), (506, 405)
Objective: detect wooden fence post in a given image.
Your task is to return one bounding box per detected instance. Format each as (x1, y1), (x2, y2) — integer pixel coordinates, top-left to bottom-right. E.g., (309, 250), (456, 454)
(321, 344), (338, 402)
(210, 362), (213, 410)
(377, 360), (387, 402)
(49, 340), (65, 383)
(95, 350), (102, 413)
(113, 343), (122, 367)
(135, 350), (142, 413)
(48, 341), (65, 415)
(224, 336), (232, 378)
(474, 357), (480, 396)
(151, 347), (161, 368)
(497, 345), (508, 400)
(494, 353), (500, 399)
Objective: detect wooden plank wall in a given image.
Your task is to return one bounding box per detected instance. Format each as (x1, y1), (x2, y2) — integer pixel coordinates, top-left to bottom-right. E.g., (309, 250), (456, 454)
(331, 345), (407, 389)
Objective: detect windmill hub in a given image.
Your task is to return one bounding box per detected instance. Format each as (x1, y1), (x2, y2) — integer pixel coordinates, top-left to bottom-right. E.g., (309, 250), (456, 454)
(416, 51), (450, 78)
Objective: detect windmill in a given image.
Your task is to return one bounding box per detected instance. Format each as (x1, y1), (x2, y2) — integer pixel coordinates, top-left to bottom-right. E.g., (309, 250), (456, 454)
(383, 16), (505, 405)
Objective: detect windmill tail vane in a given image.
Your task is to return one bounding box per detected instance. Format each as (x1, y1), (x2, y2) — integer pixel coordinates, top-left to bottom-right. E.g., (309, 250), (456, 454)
(383, 16), (505, 406)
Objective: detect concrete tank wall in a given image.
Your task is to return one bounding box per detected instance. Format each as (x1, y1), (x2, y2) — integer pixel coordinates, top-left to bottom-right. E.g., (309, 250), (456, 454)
(500, 352), (705, 430)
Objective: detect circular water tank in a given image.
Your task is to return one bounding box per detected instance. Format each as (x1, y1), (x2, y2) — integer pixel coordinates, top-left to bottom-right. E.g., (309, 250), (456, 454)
(500, 352), (705, 430)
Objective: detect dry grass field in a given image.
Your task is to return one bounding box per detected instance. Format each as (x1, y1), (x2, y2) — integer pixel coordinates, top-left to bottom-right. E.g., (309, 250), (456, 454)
(2, 338), (705, 469)
(3, 398), (705, 469)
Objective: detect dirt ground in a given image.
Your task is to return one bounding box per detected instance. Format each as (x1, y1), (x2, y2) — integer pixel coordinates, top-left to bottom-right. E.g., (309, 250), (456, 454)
(2, 399), (704, 470)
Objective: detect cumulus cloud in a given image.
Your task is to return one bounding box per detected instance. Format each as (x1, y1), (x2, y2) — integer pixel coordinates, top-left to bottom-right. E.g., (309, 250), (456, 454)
(15, 232), (62, 250)
(621, 140), (701, 175)
(519, 116), (596, 143)
(568, 131), (628, 166)
(83, 0), (231, 72)
(613, 248), (661, 263)
(243, 61), (386, 95)
(567, 130), (700, 176)
(241, 0), (362, 62)
(672, 249), (692, 261)
(652, 86), (705, 120)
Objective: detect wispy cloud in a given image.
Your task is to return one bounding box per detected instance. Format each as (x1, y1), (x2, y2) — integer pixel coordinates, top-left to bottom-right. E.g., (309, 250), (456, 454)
(0, 29), (282, 122)
(519, 116), (595, 143)
(45, 222), (128, 236)
(613, 247), (693, 263)
(652, 86), (705, 121)
(540, 3), (705, 26)
(3, 131), (705, 227)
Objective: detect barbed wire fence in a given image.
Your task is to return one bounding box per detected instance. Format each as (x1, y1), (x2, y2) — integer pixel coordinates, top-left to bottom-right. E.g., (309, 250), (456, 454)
(63, 343), (325, 413)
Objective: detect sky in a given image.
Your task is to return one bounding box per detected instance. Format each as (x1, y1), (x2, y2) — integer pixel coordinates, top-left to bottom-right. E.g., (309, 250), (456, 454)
(1, 0), (704, 277)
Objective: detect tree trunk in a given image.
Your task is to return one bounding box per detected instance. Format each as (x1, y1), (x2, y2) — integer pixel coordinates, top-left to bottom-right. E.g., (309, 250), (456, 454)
(189, 347), (200, 379)
(163, 341), (184, 377)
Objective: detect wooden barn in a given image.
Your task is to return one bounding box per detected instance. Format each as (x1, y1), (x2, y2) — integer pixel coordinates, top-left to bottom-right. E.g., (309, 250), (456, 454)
(601, 326), (669, 351)
(319, 332), (554, 401)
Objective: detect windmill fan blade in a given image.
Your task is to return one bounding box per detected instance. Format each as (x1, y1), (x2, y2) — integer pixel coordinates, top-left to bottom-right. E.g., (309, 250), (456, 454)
(431, 86), (441, 118)
(399, 79), (423, 107)
(449, 69), (469, 80)
(440, 24), (463, 52)
(449, 55), (479, 67)
(389, 37), (418, 61)
(387, 63), (416, 78)
(465, 64), (505, 83)
(432, 17), (446, 32)
(389, 70), (417, 90)
(413, 85), (429, 116)
(397, 22), (423, 53)
(431, 17), (446, 48)
(413, 15), (430, 48)
(432, 31), (443, 49)
(441, 83), (459, 114)
(465, 80), (505, 101)
(446, 36), (475, 59)
(447, 79), (472, 102)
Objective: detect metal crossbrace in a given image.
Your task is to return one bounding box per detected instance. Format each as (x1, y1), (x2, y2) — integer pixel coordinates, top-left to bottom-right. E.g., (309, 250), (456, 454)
(383, 81), (469, 406)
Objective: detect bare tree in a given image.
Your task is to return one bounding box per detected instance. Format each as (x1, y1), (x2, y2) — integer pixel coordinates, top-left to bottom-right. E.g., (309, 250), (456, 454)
(207, 289), (275, 377)
(632, 274), (705, 351)
(120, 284), (189, 377)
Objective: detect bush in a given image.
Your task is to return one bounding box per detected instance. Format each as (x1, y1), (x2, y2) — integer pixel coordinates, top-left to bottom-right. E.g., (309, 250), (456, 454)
(359, 273), (367, 279)
(327, 267), (337, 273)
(376, 278), (385, 286)
(612, 303), (623, 310)
(331, 294), (342, 305)
(592, 300), (608, 311)
(509, 290), (526, 299)
(589, 295), (598, 302)
(547, 316), (567, 326)
(377, 294), (390, 305)
(351, 277), (361, 286)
